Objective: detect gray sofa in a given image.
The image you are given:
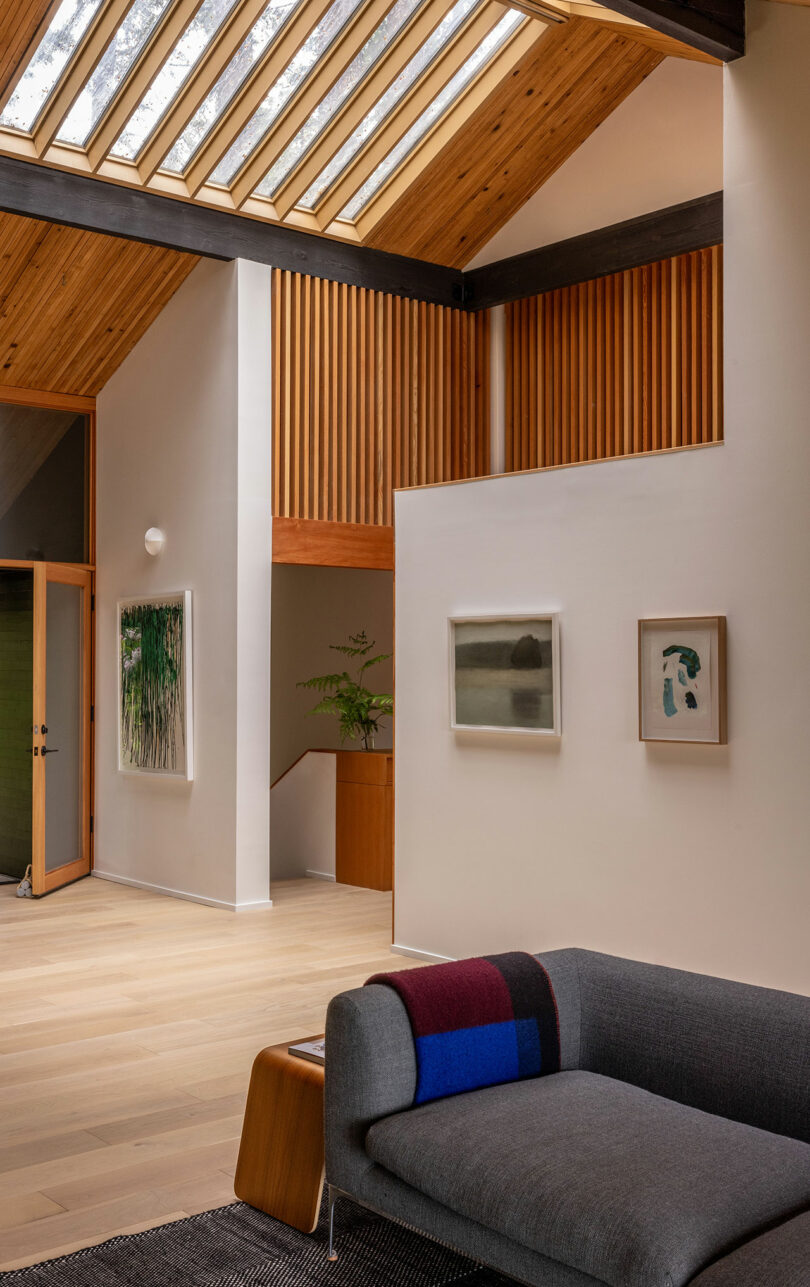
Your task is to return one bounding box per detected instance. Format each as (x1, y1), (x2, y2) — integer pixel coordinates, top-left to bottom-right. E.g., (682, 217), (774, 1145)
(324, 948), (810, 1287)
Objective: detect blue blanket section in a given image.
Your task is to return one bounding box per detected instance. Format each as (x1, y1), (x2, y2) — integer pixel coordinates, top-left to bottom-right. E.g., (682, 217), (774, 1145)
(414, 1019), (543, 1104)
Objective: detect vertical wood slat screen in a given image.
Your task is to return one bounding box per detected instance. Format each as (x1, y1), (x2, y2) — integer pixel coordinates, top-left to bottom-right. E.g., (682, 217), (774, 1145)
(506, 246), (723, 471)
(272, 269), (490, 526)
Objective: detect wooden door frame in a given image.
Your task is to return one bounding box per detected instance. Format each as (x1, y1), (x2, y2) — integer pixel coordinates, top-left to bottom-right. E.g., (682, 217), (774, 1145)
(31, 563), (93, 896)
(0, 385), (97, 893)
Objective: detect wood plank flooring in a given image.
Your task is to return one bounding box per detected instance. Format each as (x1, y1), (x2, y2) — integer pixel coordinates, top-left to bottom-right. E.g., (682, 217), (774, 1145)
(0, 875), (402, 1269)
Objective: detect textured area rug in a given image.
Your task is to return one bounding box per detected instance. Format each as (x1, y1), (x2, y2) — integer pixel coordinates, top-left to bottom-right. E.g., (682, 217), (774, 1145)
(1, 1192), (516, 1286)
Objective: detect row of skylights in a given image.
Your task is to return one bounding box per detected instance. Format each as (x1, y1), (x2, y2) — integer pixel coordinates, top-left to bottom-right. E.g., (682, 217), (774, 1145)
(0, 0), (528, 222)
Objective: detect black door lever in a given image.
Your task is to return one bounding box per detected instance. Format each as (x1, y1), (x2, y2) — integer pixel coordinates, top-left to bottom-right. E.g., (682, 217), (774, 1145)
(41, 747), (60, 755)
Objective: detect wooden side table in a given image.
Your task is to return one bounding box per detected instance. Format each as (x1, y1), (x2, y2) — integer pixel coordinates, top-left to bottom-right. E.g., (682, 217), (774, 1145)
(234, 1037), (325, 1233)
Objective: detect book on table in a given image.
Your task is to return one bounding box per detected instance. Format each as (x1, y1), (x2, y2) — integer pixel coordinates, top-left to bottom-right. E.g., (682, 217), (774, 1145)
(288, 1039), (325, 1065)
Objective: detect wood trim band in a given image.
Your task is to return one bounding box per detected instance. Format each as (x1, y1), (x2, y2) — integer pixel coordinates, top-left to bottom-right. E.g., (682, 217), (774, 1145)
(464, 193), (723, 311)
(272, 518), (395, 570)
(0, 384), (96, 412)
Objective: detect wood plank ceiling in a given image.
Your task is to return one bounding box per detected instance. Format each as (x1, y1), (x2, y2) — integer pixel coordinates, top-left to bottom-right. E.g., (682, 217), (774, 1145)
(0, 210), (198, 395)
(0, 0), (717, 269)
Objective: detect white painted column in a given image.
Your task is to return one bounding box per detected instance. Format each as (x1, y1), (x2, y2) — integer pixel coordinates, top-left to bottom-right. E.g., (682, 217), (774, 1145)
(235, 259), (273, 908)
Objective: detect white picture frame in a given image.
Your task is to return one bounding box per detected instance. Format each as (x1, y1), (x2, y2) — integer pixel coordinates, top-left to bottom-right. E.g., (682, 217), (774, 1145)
(638, 615), (727, 745)
(449, 614), (561, 736)
(117, 590), (194, 779)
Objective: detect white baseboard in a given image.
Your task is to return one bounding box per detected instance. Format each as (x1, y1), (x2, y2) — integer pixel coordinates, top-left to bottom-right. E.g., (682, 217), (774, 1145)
(391, 942), (455, 963)
(306, 869), (336, 881)
(92, 869), (273, 912)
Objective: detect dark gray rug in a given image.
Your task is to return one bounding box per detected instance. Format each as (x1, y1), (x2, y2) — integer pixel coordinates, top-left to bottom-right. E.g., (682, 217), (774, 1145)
(0, 1193), (515, 1286)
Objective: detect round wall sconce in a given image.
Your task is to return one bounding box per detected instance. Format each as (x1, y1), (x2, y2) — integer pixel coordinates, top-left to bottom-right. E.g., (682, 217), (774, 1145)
(145, 527), (165, 557)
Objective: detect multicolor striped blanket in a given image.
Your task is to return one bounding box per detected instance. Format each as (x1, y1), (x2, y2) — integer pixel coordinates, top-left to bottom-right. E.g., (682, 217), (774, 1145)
(366, 952), (560, 1105)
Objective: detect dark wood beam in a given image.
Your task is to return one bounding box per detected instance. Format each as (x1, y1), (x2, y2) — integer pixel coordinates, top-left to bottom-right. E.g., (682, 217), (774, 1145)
(0, 155), (464, 308)
(602, 0), (744, 62)
(464, 192), (723, 311)
(272, 517), (394, 570)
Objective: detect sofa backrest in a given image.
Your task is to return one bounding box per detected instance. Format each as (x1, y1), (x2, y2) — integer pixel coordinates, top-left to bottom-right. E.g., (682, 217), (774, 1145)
(574, 950), (810, 1143)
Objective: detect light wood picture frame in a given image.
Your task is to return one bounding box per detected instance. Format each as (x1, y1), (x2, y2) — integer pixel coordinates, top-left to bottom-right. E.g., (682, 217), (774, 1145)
(638, 615), (727, 744)
(118, 590), (194, 779)
(449, 614), (561, 736)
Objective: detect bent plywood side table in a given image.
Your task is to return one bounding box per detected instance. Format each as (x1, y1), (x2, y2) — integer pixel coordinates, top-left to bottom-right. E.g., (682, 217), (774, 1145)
(234, 1037), (325, 1233)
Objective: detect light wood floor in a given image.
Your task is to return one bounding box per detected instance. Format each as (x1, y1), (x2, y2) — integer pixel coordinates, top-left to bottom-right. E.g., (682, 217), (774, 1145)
(0, 875), (404, 1270)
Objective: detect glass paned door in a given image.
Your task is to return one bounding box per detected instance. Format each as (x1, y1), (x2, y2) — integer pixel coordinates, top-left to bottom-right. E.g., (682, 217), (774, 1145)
(33, 565), (92, 895)
(0, 568), (34, 882)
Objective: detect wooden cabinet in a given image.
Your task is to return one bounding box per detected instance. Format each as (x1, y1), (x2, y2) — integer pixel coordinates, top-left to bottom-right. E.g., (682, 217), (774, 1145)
(335, 750), (393, 891)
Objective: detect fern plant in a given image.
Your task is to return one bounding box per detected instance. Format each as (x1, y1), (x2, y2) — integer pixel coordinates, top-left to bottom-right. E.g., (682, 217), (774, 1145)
(298, 631), (393, 751)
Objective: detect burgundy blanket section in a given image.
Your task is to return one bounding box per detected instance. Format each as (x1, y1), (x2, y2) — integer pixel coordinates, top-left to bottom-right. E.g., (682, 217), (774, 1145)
(367, 958), (516, 1036)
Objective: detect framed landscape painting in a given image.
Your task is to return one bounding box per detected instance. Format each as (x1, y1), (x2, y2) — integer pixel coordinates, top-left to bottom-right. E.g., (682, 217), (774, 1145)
(118, 591), (194, 779)
(638, 616), (727, 744)
(450, 614), (560, 736)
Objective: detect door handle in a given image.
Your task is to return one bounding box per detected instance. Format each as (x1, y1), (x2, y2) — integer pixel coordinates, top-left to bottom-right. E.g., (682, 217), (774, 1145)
(41, 747), (60, 756)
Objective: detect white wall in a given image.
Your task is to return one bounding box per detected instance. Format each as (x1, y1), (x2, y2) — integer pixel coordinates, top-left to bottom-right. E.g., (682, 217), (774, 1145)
(270, 564), (394, 782)
(95, 259), (272, 910)
(394, 1), (810, 996)
(271, 751), (336, 880)
(466, 58), (723, 269)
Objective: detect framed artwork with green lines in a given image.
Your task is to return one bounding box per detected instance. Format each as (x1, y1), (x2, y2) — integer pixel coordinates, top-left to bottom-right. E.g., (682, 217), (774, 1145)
(118, 591), (194, 779)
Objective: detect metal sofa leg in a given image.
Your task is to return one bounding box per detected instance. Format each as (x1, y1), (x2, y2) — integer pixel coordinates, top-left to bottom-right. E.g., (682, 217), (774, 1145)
(327, 1185), (339, 1262)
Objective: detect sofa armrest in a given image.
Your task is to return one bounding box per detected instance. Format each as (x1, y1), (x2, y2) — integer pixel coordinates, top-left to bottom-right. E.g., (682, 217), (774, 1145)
(325, 949), (585, 1196)
(325, 983), (416, 1195)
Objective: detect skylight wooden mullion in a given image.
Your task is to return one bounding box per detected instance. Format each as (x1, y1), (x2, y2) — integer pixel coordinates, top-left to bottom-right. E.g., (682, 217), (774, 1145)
(270, 0), (458, 221)
(354, 10), (536, 234)
(135, 0), (273, 183)
(229, 0), (401, 209)
(0, 0), (63, 116)
(31, 0), (138, 155)
(85, 0), (207, 169)
(182, 0), (335, 196)
(315, 1), (505, 229)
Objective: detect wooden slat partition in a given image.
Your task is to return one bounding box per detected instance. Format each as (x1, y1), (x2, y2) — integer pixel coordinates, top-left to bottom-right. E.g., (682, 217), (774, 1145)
(272, 270), (489, 526)
(505, 246), (723, 470)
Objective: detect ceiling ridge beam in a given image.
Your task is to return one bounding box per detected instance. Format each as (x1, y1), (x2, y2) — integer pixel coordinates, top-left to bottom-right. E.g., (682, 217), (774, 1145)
(0, 153), (465, 306)
(463, 192), (724, 309)
(598, 0), (743, 60)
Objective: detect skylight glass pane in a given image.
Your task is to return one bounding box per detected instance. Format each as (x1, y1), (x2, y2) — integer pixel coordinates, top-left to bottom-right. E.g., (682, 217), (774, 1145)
(341, 9), (524, 221)
(209, 0), (365, 189)
(58, 0), (173, 146)
(298, 0), (479, 211)
(254, 0), (424, 200)
(0, 0), (105, 132)
(112, 0), (240, 160)
(161, 0), (301, 174)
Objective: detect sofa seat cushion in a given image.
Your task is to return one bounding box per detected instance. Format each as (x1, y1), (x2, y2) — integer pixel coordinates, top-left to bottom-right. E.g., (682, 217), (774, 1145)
(689, 1212), (810, 1286)
(364, 1070), (810, 1287)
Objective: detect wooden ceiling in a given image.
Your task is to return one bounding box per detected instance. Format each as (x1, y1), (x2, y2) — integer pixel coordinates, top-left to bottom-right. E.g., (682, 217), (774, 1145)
(0, 211), (198, 396)
(0, 0), (718, 269)
(366, 19), (663, 265)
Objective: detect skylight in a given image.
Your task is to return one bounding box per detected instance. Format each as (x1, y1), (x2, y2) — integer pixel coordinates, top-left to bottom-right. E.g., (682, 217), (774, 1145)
(112, 0), (241, 160)
(0, 0), (105, 132)
(254, 0), (426, 200)
(161, 0), (302, 175)
(209, 0), (365, 189)
(58, 0), (174, 146)
(297, 0), (479, 211)
(340, 8), (524, 220)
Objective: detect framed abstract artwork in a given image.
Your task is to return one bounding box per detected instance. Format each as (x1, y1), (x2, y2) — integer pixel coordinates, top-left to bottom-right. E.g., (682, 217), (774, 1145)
(449, 614), (560, 736)
(118, 591), (194, 778)
(638, 616), (727, 744)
